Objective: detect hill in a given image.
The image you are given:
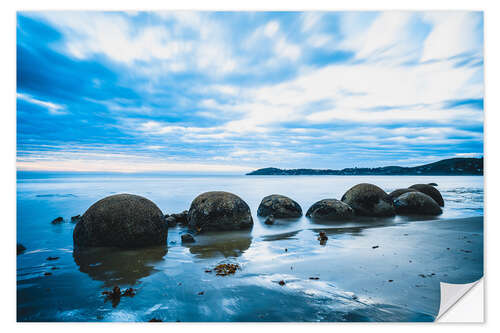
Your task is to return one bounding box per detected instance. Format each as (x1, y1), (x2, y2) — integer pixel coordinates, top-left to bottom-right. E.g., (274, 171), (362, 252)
(246, 157), (483, 176)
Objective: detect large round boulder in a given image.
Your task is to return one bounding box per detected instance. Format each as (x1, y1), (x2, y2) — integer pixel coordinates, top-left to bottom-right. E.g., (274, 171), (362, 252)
(409, 184), (444, 207)
(257, 194), (302, 218)
(388, 188), (419, 200)
(187, 191), (253, 232)
(341, 183), (395, 217)
(73, 194), (167, 248)
(306, 199), (354, 221)
(394, 192), (443, 215)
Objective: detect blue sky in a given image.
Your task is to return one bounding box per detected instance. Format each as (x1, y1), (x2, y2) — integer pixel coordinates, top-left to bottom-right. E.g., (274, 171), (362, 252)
(16, 11), (484, 173)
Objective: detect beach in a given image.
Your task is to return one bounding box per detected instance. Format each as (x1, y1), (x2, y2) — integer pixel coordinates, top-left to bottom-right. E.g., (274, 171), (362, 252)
(17, 174), (483, 321)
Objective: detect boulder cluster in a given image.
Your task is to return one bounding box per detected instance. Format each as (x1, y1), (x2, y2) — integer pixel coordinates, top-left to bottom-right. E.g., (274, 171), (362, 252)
(71, 183), (444, 249)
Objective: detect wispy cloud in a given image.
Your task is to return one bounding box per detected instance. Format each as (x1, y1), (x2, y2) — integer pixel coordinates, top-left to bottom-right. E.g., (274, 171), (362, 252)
(16, 11), (483, 172)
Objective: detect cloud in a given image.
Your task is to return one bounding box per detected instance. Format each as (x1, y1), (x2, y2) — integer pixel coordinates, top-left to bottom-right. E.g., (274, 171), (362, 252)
(16, 11), (484, 172)
(421, 12), (483, 62)
(17, 93), (67, 115)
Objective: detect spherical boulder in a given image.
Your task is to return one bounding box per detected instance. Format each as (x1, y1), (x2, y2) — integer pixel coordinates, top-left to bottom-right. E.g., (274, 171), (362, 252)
(409, 184), (444, 207)
(394, 192), (442, 215)
(187, 191), (253, 232)
(388, 188), (419, 200)
(257, 194), (302, 218)
(341, 183), (395, 217)
(306, 199), (354, 221)
(73, 194), (167, 248)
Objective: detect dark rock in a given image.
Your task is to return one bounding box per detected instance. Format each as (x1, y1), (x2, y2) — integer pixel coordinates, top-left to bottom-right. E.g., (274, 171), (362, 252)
(70, 215), (81, 223)
(388, 188), (419, 200)
(394, 192), (442, 215)
(44, 272), (52, 276)
(171, 210), (188, 225)
(341, 183), (395, 217)
(318, 231), (328, 245)
(257, 194), (302, 218)
(427, 183), (438, 186)
(278, 280), (286, 286)
(46, 256), (59, 261)
(165, 215), (177, 227)
(17, 243), (26, 255)
(149, 318), (163, 322)
(306, 199), (354, 220)
(409, 184), (444, 206)
(264, 215), (275, 225)
(181, 233), (195, 243)
(102, 285), (136, 308)
(51, 217), (64, 224)
(73, 194), (167, 248)
(187, 191), (253, 232)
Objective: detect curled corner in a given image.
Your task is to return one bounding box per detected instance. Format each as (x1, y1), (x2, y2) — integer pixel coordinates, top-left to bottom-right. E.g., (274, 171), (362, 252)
(436, 278), (483, 321)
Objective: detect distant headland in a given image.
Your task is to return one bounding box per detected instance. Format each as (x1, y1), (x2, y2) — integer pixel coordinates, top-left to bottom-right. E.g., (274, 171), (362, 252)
(246, 157), (483, 176)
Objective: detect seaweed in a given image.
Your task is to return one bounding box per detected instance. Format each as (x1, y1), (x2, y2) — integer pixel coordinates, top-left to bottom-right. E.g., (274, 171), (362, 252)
(213, 263), (240, 276)
(102, 286), (136, 307)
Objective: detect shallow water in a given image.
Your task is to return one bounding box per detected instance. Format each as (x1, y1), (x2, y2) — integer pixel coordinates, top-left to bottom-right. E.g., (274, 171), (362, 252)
(17, 174), (483, 322)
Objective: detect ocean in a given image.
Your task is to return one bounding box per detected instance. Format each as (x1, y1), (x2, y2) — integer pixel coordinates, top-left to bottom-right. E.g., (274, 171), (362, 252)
(17, 173), (484, 322)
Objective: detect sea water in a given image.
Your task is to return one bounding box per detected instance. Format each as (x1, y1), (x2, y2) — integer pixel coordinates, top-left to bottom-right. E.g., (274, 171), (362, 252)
(17, 174), (484, 322)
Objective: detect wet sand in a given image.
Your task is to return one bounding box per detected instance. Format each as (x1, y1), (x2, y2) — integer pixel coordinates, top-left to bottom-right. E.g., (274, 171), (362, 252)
(17, 215), (483, 322)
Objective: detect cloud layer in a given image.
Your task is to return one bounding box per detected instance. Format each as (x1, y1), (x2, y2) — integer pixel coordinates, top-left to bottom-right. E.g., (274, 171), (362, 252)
(16, 11), (484, 173)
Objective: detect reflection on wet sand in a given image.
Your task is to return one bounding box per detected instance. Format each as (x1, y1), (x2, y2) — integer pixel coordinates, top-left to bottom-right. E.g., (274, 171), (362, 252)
(73, 246), (167, 286)
(184, 230), (252, 258)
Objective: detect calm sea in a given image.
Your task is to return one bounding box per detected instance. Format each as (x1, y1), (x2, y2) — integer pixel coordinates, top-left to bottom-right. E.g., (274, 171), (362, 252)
(17, 174), (484, 322)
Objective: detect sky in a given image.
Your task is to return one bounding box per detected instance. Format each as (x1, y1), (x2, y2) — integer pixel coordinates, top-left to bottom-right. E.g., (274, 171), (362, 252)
(16, 11), (484, 173)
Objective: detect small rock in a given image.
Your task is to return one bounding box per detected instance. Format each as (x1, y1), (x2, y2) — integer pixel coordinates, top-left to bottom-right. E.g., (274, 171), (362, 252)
(264, 215), (275, 225)
(318, 231), (328, 245)
(181, 233), (195, 243)
(44, 272), (52, 276)
(165, 216), (177, 227)
(70, 215), (81, 223)
(372, 245), (379, 249)
(51, 217), (64, 224)
(46, 256), (59, 261)
(51, 266), (58, 270)
(122, 288), (136, 297)
(278, 280), (286, 286)
(149, 318), (163, 322)
(198, 291), (204, 295)
(17, 243), (26, 255)
(309, 277), (320, 280)
(388, 279), (394, 282)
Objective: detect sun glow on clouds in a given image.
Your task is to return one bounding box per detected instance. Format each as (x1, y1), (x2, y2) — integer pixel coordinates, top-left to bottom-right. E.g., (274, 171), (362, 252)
(16, 11), (483, 172)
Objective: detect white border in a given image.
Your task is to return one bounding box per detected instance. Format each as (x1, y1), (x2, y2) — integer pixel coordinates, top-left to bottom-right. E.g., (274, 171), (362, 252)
(2, 0), (497, 331)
